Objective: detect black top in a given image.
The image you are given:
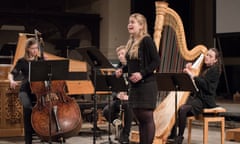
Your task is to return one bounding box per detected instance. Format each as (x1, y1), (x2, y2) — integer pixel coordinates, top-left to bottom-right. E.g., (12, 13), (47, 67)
(194, 65), (220, 108)
(126, 36), (160, 109)
(112, 62), (128, 100)
(11, 57), (42, 93)
(117, 62), (128, 73)
(138, 36), (160, 78)
(188, 65), (221, 115)
(127, 59), (140, 76)
(126, 36), (160, 85)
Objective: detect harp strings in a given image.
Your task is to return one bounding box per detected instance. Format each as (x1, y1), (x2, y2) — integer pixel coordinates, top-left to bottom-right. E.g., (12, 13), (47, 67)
(158, 14), (185, 73)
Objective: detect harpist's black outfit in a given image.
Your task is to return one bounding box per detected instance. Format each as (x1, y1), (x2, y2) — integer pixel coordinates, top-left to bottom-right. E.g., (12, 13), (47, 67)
(11, 57), (39, 144)
(177, 65), (221, 144)
(126, 36), (160, 144)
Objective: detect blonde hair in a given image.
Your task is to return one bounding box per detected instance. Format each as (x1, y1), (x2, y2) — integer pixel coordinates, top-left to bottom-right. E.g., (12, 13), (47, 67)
(116, 45), (126, 53)
(24, 38), (38, 60)
(126, 13), (149, 59)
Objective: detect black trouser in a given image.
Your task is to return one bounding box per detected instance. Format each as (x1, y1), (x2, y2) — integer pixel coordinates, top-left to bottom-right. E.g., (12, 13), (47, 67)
(19, 91), (35, 144)
(103, 99), (133, 137)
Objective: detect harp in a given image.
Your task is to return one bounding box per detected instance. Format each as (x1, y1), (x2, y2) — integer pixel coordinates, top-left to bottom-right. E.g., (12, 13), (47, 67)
(153, 1), (207, 143)
(130, 1), (208, 144)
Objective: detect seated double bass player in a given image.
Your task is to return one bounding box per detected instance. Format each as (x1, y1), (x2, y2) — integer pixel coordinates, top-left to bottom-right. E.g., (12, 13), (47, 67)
(9, 35), (82, 143)
(8, 38), (44, 144)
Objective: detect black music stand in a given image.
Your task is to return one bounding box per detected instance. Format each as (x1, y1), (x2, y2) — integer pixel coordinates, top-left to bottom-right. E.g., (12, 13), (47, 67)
(92, 75), (127, 92)
(29, 60), (69, 81)
(29, 60), (69, 144)
(91, 75), (128, 144)
(29, 60), (87, 81)
(76, 47), (114, 144)
(155, 73), (198, 144)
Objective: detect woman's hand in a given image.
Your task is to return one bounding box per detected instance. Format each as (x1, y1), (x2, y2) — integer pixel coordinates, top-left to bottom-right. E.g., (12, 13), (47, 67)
(43, 54), (48, 60)
(183, 68), (194, 79)
(129, 72), (142, 83)
(185, 62), (192, 69)
(115, 68), (123, 78)
(184, 62), (195, 79)
(117, 92), (128, 100)
(10, 80), (18, 89)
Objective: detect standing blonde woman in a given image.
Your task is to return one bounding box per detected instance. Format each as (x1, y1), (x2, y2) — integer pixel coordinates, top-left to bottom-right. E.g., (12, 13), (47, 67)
(116, 13), (160, 144)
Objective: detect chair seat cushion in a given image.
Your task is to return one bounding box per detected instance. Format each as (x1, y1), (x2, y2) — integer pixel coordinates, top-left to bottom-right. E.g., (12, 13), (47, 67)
(203, 107), (226, 113)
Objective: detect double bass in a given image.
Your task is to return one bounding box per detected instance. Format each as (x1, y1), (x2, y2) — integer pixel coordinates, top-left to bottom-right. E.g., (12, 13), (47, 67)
(31, 81), (82, 141)
(30, 31), (82, 142)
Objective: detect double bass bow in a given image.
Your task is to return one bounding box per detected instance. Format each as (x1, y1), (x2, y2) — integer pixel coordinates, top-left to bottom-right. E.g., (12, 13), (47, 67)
(30, 30), (82, 142)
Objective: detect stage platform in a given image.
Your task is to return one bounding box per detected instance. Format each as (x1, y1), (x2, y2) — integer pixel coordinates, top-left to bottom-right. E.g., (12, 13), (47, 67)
(0, 101), (239, 144)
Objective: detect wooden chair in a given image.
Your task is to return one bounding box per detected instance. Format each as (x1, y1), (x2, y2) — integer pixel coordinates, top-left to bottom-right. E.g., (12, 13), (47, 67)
(187, 107), (226, 144)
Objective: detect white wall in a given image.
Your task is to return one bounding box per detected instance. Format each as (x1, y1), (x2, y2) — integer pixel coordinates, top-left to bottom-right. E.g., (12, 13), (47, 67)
(66, 0), (130, 60)
(99, 0), (130, 59)
(216, 0), (240, 33)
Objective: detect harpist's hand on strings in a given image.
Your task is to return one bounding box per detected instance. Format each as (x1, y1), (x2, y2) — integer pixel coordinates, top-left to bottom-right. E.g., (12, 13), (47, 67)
(129, 72), (142, 83)
(115, 68), (123, 78)
(183, 68), (194, 79)
(185, 62), (192, 69)
(10, 80), (18, 89)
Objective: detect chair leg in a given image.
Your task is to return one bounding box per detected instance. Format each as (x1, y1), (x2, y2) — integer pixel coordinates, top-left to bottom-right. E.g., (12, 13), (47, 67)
(203, 118), (208, 144)
(187, 118), (193, 144)
(221, 118), (225, 144)
(189, 116), (224, 144)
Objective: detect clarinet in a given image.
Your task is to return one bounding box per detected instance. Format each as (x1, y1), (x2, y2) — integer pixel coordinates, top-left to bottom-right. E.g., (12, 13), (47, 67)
(112, 65), (128, 140)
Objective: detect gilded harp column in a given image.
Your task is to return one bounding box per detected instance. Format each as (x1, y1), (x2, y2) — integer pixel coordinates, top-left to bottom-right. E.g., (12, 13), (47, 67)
(153, 1), (168, 51)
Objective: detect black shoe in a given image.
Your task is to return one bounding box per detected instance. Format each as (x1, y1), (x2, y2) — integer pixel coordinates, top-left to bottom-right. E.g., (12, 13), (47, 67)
(167, 132), (176, 143)
(174, 136), (184, 144)
(25, 134), (32, 144)
(119, 131), (129, 144)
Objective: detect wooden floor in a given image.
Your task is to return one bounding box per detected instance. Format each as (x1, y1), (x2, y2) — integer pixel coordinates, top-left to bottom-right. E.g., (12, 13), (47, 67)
(0, 102), (240, 144)
(0, 124), (240, 144)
